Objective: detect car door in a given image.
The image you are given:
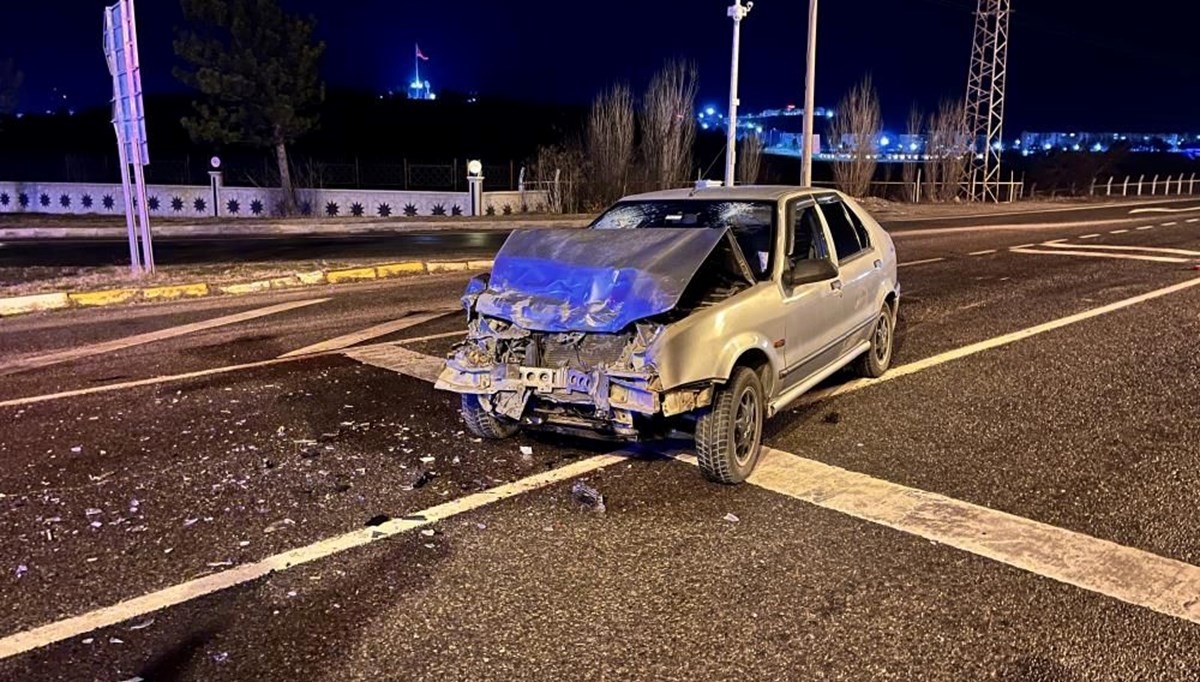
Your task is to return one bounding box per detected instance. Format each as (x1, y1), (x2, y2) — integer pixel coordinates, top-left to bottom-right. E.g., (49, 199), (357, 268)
(779, 199), (845, 390)
(816, 195), (882, 350)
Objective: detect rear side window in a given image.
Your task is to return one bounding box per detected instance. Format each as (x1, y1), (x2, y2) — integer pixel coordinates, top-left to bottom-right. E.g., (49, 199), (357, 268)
(818, 200), (868, 262)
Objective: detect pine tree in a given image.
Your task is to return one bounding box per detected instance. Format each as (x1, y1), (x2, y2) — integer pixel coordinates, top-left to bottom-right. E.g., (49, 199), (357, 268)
(174, 0), (325, 213)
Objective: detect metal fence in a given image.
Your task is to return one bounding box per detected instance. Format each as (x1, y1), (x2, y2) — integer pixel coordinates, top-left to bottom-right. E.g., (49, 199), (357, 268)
(1091, 173), (1199, 197)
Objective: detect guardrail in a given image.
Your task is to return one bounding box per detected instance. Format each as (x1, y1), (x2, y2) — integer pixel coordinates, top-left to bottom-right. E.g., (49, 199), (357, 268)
(1091, 174), (1199, 197)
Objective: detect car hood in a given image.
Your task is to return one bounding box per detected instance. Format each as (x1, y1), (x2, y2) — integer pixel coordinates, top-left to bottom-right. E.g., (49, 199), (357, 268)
(474, 227), (749, 333)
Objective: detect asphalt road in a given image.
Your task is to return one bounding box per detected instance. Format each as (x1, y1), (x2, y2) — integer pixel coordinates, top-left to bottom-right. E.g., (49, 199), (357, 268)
(2, 198), (1200, 680)
(3, 197), (1199, 268)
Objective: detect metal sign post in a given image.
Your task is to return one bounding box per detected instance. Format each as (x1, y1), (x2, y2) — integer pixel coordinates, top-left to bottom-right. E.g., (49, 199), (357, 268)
(103, 0), (154, 274)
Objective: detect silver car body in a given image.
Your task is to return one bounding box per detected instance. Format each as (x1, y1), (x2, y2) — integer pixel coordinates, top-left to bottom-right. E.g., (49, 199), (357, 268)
(436, 186), (899, 440)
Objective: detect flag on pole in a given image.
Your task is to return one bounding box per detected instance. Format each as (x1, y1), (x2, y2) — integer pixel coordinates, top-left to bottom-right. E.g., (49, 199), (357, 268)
(416, 44), (429, 61)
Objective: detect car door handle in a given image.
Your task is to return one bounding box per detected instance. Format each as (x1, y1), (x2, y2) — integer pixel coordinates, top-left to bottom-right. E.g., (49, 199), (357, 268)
(830, 279), (843, 292)
(874, 259), (882, 269)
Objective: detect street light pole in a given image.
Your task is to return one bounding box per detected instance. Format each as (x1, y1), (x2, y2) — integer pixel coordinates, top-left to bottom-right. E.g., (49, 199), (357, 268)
(801, 0), (819, 187)
(725, 0), (752, 187)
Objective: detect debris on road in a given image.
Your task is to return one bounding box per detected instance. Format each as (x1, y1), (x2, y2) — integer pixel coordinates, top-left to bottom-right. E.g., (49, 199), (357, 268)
(264, 518), (296, 534)
(571, 481), (606, 513)
(823, 412), (842, 424)
(15, 564), (28, 579)
(207, 560), (233, 568)
(520, 446), (534, 456)
(407, 470), (437, 490)
(212, 651), (230, 664)
(419, 456), (436, 464)
(723, 513), (740, 523)
(128, 618), (155, 631)
(365, 514), (390, 527)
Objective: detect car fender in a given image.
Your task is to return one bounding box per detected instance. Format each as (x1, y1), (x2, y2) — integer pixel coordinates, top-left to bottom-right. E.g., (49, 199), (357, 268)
(652, 317), (783, 391)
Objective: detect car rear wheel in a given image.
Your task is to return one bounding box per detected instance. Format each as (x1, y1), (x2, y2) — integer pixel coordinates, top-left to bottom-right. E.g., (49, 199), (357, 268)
(854, 303), (895, 378)
(695, 366), (765, 484)
(460, 394), (520, 439)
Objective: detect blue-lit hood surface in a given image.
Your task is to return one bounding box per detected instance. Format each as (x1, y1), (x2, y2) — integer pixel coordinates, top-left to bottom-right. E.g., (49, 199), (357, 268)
(474, 227), (739, 333)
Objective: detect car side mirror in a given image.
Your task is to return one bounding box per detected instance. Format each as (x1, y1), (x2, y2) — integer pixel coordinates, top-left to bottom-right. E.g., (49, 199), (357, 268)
(784, 258), (838, 287)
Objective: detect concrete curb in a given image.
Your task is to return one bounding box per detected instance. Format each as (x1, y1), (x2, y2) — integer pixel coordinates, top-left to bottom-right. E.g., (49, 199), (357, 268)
(0, 258), (492, 318)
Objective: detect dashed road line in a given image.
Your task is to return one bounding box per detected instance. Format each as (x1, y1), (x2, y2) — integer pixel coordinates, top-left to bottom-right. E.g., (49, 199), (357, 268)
(395, 330), (466, 345)
(1079, 233), (1101, 239)
(1136, 225), (1155, 231)
(0, 452), (629, 661)
(1110, 229), (1130, 234)
(968, 249), (998, 256)
(1010, 248), (1188, 264)
(898, 257), (946, 268)
(1038, 242), (1200, 257)
(279, 309), (457, 358)
(1163, 222), (1178, 227)
(0, 299), (329, 376)
(1187, 218), (1199, 224)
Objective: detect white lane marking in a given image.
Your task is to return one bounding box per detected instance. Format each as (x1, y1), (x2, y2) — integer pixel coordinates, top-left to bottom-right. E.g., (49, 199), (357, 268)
(741, 448), (1200, 626)
(1162, 222), (1178, 227)
(1038, 242), (1200, 257)
(0, 355), (318, 408)
(0, 299), (328, 376)
(1110, 229), (1130, 234)
(343, 344), (446, 383)
(1136, 225), (1155, 231)
(1188, 218), (1199, 224)
(0, 452), (627, 661)
(279, 309), (457, 358)
(889, 218), (1140, 239)
(968, 249), (997, 256)
(886, 198), (1197, 223)
(1010, 243), (1036, 249)
(1130, 205), (1200, 214)
(797, 275), (1200, 406)
(1011, 248), (1188, 264)
(395, 330), (465, 345)
(897, 257), (946, 268)
(1079, 233), (1101, 239)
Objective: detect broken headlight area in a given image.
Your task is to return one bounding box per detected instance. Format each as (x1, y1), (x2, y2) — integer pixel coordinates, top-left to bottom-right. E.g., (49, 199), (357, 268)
(435, 316), (665, 426)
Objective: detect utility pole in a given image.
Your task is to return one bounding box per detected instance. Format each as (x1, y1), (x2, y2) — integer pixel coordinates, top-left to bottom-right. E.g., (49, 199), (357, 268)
(724, 0), (752, 187)
(800, 0), (818, 187)
(965, 0), (1011, 202)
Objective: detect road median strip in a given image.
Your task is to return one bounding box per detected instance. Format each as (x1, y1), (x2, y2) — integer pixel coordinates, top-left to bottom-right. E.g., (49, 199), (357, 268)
(0, 258), (493, 318)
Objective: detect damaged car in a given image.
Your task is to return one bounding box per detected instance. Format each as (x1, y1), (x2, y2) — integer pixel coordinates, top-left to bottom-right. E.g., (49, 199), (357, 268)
(436, 186), (900, 483)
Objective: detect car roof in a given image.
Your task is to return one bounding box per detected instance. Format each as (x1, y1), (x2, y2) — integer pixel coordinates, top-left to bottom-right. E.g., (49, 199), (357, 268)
(619, 185), (838, 203)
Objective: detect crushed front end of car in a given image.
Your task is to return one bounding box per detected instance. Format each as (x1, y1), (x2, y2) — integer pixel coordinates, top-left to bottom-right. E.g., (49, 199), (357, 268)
(435, 226), (755, 440)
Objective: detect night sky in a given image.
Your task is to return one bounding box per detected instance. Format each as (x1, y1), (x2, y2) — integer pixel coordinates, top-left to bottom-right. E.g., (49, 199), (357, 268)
(4, 0), (1200, 131)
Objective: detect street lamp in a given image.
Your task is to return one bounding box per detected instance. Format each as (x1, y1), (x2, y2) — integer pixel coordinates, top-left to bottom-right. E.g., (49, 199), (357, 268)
(801, 0), (818, 187)
(724, 0), (753, 187)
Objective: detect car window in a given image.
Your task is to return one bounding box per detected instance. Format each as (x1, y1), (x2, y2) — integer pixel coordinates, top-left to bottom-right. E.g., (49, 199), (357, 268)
(817, 200), (866, 262)
(590, 200), (776, 281)
(789, 205), (830, 265)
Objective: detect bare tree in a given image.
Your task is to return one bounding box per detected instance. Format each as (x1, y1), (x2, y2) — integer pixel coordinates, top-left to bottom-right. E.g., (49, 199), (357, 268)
(829, 76), (882, 197)
(529, 142), (585, 214)
(737, 133), (764, 185)
(923, 99), (971, 202)
(901, 105), (922, 201)
(640, 59), (698, 191)
(585, 83), (635, 208)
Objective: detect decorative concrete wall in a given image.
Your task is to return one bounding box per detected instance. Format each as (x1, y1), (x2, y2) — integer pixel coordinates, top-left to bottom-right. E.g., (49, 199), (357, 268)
(0, 180), (550, 219)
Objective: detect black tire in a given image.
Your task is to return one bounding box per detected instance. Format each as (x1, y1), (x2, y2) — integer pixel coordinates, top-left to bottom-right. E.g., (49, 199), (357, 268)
(695, 366), (765, 484)
(460, 394), (519, 439)
(854, 302), (895, 379)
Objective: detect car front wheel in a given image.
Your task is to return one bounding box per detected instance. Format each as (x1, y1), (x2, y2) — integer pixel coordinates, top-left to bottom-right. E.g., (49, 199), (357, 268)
(460, 394), (520, 439)
(695, 366), (765, 484)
